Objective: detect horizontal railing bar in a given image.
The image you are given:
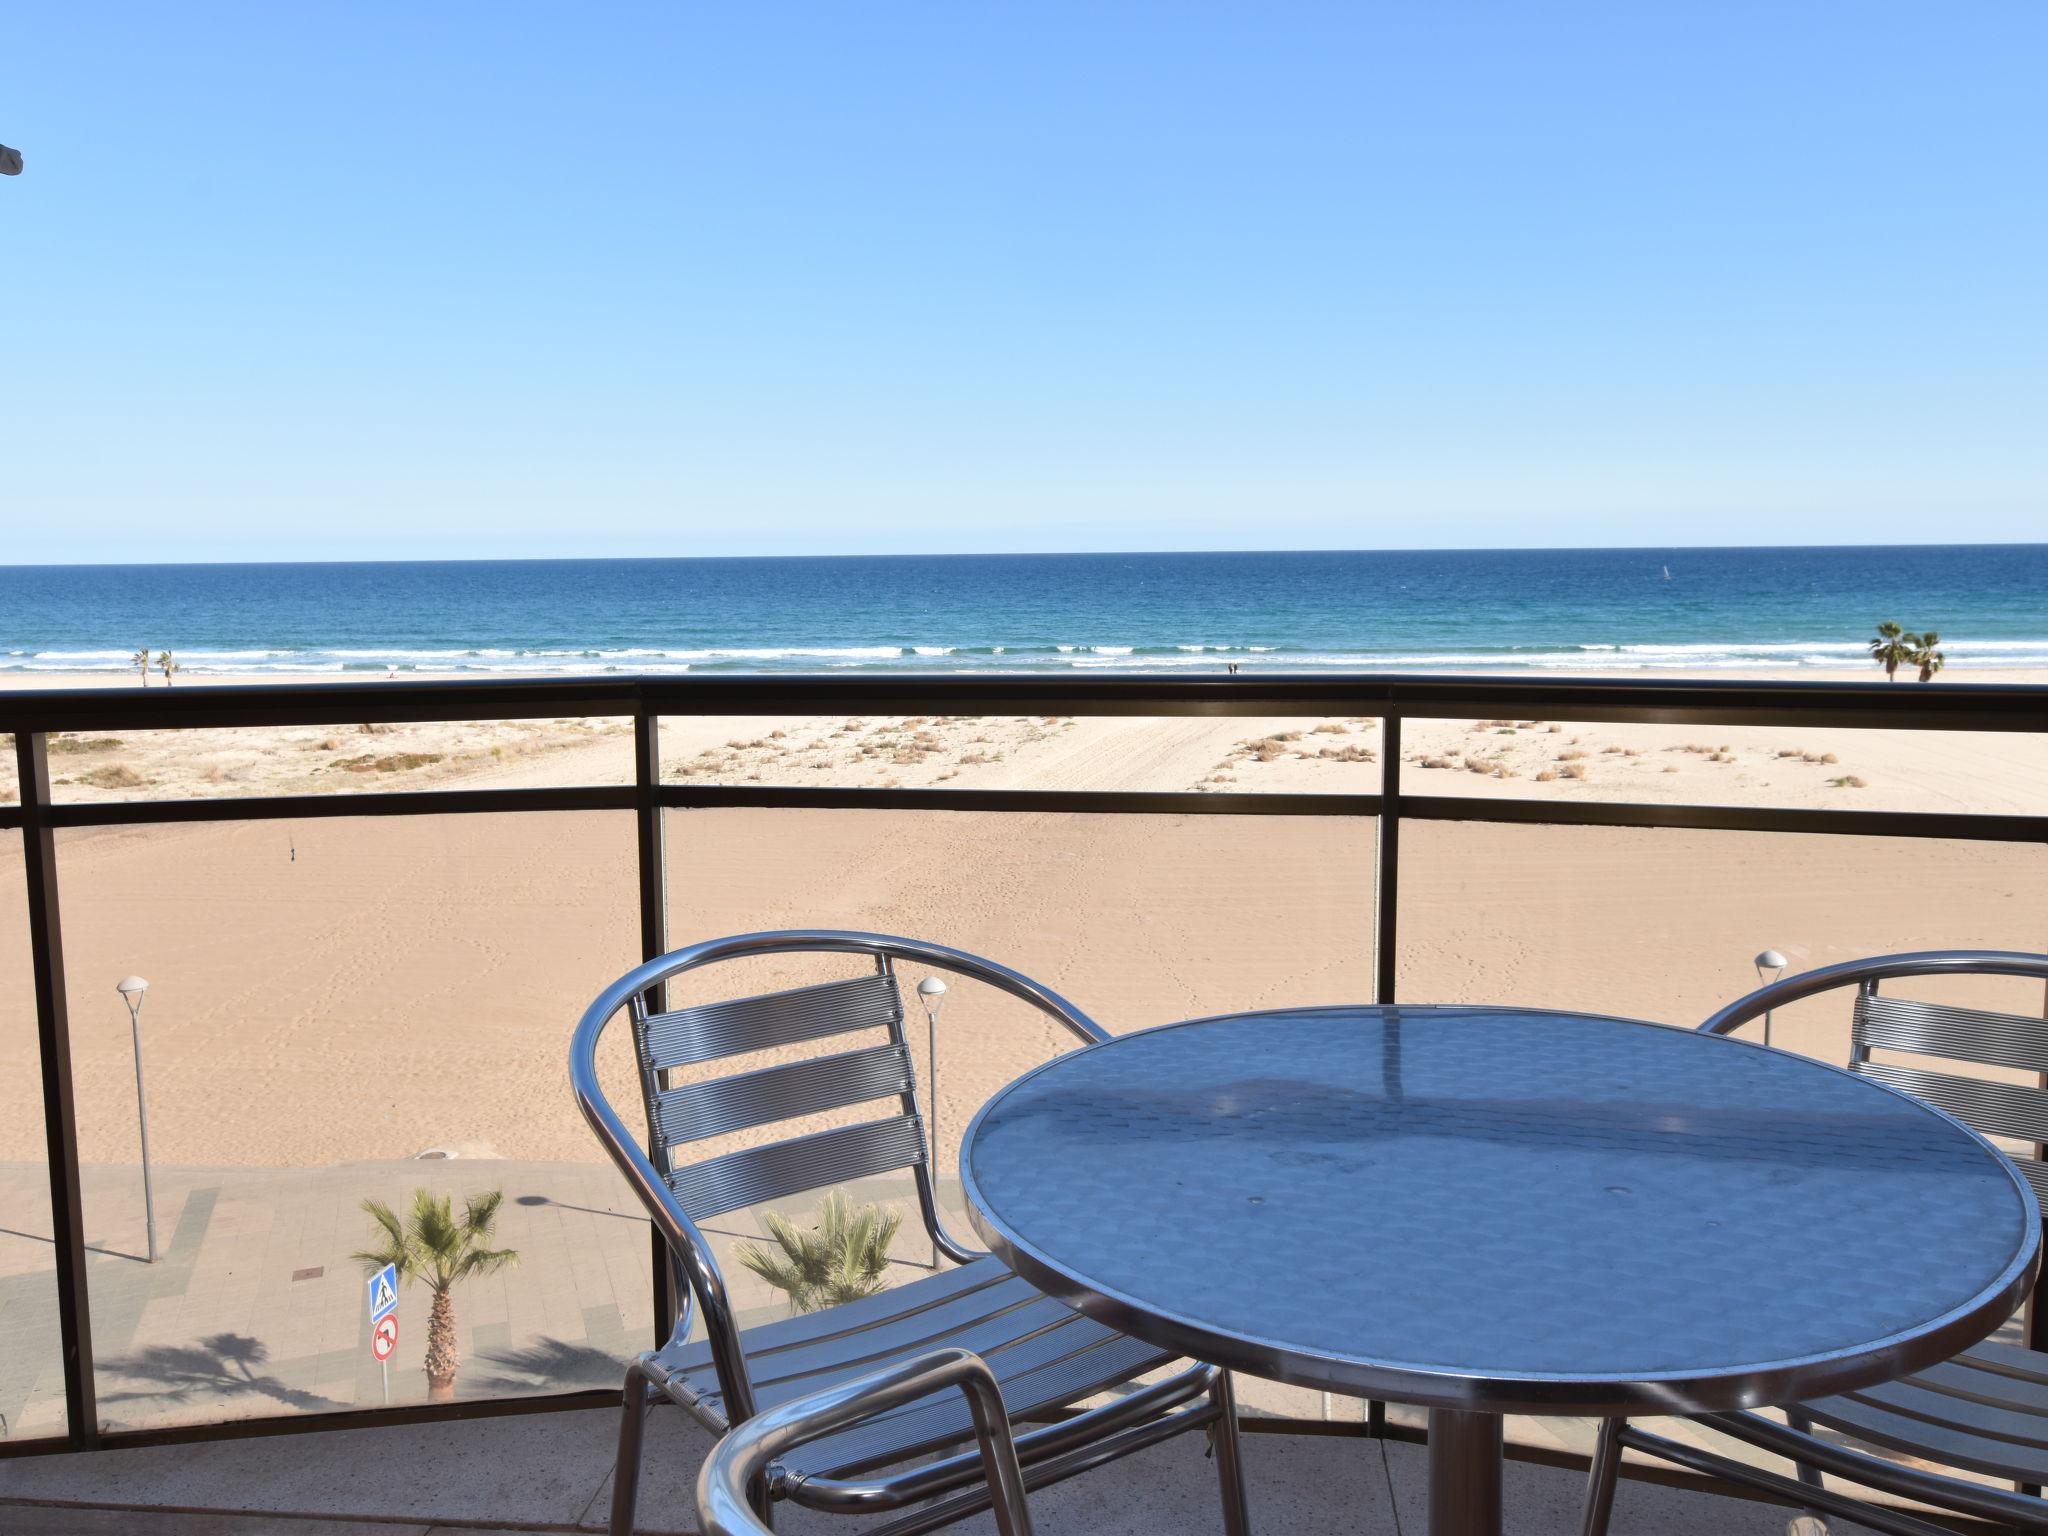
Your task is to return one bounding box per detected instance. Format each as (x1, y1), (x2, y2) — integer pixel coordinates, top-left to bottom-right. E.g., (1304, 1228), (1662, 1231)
(27, 783), (2046, 841)
(3, 670), (2046, 733)
(661, 785), (1381, 817)
(40, 786), (637, 827)
(674, 786), (2048, 840)
(0, 1386), (621, 1460)
(1399, 795), (2048, 844)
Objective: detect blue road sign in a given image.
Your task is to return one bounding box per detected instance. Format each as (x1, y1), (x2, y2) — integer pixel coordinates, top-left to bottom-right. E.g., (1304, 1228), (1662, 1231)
(367, 1262), (399, 1323)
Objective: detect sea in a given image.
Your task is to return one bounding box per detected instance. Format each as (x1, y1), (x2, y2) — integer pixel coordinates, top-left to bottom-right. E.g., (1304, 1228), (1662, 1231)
(1, 546), (2043, 679)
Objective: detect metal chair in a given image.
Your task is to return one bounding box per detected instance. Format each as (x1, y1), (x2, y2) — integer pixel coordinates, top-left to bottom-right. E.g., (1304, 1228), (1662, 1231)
(698, 1348), (1036, 1536)
(1581, 949), (2048, 1536)
(570, 929), (1251, 1536)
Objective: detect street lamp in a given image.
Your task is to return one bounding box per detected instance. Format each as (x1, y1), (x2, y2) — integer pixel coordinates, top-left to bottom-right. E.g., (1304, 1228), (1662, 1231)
(116, 976), (158, 1263)
(1754, 949), (1788, 1048)
(917, 977), (948, 1269)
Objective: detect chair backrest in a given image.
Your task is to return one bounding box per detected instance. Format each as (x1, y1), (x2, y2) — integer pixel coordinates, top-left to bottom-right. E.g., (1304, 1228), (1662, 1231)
(638, 959), (929, 1231)
(696, 1347), (1034, 1536)
(1699, 950), (2048, 1205)
(571, 929), (1106, 1425)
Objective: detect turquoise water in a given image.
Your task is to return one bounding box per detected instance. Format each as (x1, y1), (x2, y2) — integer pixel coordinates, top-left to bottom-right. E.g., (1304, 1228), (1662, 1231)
(1, 546), (2041, 678)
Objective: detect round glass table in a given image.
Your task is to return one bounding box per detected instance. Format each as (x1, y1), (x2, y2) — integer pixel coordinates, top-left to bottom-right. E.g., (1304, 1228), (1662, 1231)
(961, 1005), (2041, 1536)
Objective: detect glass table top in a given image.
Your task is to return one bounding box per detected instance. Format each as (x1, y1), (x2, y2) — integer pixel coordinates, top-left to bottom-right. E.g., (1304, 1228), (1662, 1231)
(962, 1005), (2039, 1414)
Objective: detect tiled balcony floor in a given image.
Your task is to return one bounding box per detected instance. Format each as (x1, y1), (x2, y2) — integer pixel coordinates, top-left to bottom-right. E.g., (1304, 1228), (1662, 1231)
(0, 1403), (1835, 1536)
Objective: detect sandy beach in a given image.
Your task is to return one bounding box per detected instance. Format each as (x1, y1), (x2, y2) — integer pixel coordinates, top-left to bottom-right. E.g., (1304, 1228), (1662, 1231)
(2, 666), (2044, 1175)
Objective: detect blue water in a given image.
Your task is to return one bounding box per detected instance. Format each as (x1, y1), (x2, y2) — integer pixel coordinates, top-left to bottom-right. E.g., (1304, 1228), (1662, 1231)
(1, 546), (2042, 678)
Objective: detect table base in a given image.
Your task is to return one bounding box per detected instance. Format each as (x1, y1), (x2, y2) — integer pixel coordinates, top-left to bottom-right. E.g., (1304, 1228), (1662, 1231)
(1426, 1408), (1503, 1536)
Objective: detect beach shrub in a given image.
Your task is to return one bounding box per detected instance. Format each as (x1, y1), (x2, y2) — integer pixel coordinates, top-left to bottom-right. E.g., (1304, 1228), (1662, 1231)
(333, 752), (443, 773)
(738, 1192), (901, 1316)
(49, 735), (123, 754)
(1557, 749), (1588, 762)
(1534, 769), (1558, 782)
(77, 763), (146, 789)
(1561, 763), (1589, 780)
(1830, 775), (1868, 788)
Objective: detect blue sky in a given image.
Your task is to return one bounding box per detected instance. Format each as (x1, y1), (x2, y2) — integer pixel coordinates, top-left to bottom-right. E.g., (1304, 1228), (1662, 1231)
(3, 3), (2043, 562)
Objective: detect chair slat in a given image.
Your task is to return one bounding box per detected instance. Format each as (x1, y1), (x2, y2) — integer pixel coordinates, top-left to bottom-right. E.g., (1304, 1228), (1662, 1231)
(1856, 1061), (2048, 1145)
(656, 1043), (914, 1146)
(1907, 1354), (2048, 1418)
(789, 1329), (1170, 1482)
(1858, 993), (2048, 1075)
(640, 971), (900, 1072)
(1848, 1375), (2048, 1448)
(1802, 1390), (2048, 1483)
(668, 1114), (927, 1221)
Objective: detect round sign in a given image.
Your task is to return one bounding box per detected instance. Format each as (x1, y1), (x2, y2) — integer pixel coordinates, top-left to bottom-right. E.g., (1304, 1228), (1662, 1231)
(371, 1312), (399, 1362)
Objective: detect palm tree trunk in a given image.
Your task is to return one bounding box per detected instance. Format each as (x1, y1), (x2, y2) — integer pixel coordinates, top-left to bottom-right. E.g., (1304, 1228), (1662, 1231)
(426, 1286), (460, 1401)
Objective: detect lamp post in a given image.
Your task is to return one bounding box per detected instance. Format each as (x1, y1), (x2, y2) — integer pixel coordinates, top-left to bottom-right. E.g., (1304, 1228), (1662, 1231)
(1754, 949), (1788, 1048)
(116, 976), (158, 1263)
(917, 977), (948, 1269)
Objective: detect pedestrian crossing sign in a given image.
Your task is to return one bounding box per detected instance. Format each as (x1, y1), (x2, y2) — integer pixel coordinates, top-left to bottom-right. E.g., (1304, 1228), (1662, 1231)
(368, 1263), (399, 1323)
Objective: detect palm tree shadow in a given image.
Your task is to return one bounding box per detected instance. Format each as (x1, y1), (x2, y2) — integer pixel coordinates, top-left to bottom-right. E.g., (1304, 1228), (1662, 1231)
(100, 1332), (340, 1412)
(477, 1335), (627, 1393)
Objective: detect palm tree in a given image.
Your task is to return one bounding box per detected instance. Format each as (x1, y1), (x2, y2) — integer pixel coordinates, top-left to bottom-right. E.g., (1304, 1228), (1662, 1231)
(1909, 631), (1946, 683)
(737, 1191), (901, 1315)
(132, 648), (151, 686)
(157, 650), (179, 686)
(1868, 621), (1912, 682)
(355, 1189), (517, 1400)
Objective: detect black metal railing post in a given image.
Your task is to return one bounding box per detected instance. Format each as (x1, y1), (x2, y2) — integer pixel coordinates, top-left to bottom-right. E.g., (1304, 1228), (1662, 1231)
(1375, 714), (1401, 1006)
(16, 731), (99, 1447)
(633, 709), (679, 1344)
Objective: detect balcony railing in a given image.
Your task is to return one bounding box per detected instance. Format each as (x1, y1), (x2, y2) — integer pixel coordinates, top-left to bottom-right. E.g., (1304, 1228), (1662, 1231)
(2, 672), (2044, 1458)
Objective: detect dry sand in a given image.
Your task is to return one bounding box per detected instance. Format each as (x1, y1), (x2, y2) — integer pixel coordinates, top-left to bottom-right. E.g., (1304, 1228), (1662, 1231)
(1, 668), (2043, 1174)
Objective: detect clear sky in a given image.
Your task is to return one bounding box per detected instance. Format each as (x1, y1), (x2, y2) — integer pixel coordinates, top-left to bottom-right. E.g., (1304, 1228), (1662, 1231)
(3, 3), (2043, 562)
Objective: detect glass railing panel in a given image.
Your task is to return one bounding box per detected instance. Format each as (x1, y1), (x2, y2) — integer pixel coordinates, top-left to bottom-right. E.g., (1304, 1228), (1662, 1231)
(54, 811), (647, 1431)
(0, 842), (66, 1440)
(1394, 821), (2046, 1039)
(660, 715), (1382, 794)
(662, 805), (1376, 1417)
(43, 718), (634, 804)
(1396, 717), (2048, 815)
(1394, 819), (2048, 1459)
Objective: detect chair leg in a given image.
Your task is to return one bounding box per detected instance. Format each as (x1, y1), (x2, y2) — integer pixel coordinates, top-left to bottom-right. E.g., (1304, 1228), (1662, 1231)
(1208, 1370), (1252, 1536)
(1781, 1410), (1831, 1534)
(610, 1363), (655, 1536)
(1580, 1418), (1623, 1536)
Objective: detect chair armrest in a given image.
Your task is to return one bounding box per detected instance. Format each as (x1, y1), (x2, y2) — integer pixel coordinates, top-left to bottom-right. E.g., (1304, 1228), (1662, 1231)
(1697, 949), (2048, 1037)
(696, 1348), (1034, 1536)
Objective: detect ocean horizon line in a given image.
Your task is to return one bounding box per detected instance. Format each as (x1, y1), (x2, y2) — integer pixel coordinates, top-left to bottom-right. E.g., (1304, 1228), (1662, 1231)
(3, 539), (2046, 572)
